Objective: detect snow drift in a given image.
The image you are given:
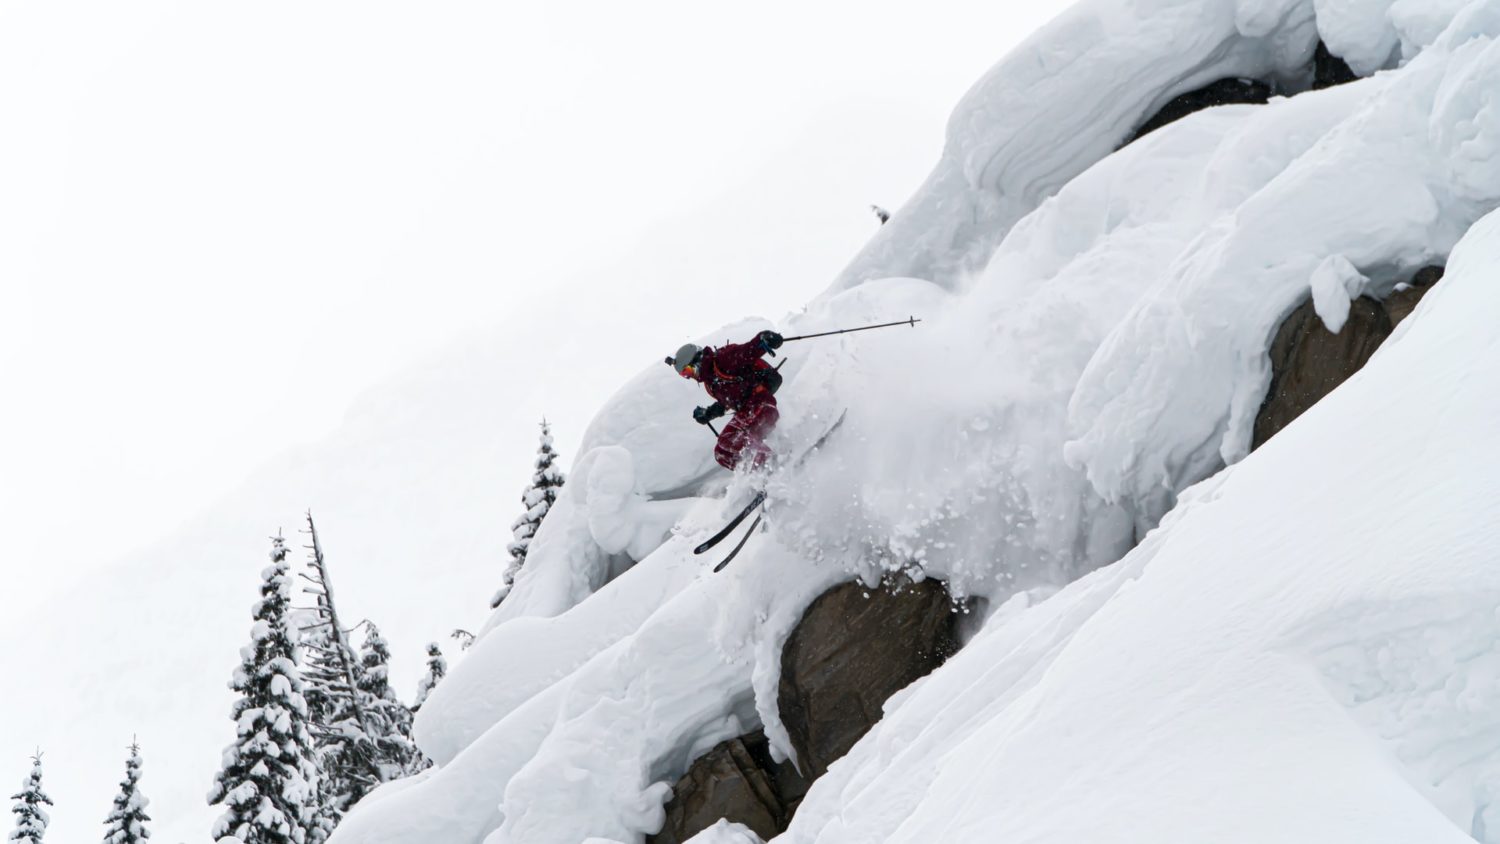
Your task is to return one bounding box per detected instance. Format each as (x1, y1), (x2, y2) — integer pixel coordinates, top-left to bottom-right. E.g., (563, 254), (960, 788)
(330, 0), (1500, 842)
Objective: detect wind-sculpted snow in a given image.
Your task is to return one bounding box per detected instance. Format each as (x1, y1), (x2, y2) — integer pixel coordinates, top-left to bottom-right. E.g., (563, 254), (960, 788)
(831, 0), (1327, 292)
(333, 2), (1500, 843)
(833, 0), (1493, 296)
(1067, 4), (1500, 505)
(781, 207), (1500, 844)
(337, 518), (853, 844)
(414, 527), (695, 765)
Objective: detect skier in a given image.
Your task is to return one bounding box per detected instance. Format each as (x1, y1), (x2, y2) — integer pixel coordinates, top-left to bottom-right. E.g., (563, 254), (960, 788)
(667, 330), (785, 470)
(670, 316), (916, 570)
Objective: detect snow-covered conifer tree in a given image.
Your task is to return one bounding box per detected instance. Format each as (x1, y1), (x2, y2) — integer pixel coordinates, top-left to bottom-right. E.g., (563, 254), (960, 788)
(297, 514), (382, 830)
(356, 625), (425, 776)
(207, 534), (320, 844)
(491, 419), (566, 607)
(412, 643), (447, 711)
(101, 740), (150, 844)
(295, 610), (352, 844)
(303, 782), (339, 844)
(289, 608), (335, 729)
(9, 753), (51, 844)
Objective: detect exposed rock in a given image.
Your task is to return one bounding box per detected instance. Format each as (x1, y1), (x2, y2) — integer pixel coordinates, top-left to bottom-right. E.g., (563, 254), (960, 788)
(1312, 41), (1359, 90)
(1384, 264), (1444, 327)
(1254, 295), (1391, 449)
(1254, 264), (1445, 450)
(1125, 77), (1274, 146)
(651, 577), (961, 843)
(1126, 41), (1356, 150)
(778, 576), (960, 779)
(649, 730), (807, 844)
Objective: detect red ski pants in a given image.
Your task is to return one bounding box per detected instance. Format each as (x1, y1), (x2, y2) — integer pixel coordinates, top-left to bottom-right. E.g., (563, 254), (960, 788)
(715, 399), (779, 470)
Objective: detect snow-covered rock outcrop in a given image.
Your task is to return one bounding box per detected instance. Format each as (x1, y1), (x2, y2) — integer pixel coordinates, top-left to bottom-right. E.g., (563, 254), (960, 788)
(1254, 263), (1442, 447)
(329, 1), (1500, 842)
(650, 731), (805, 844)
(775, 577), (960, 782)
(780, 209), (1500, 843)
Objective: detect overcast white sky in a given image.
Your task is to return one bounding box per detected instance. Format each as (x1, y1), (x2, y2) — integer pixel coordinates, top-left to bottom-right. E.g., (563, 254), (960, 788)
(0, 1), (1070, 838)
(0, 1), (1070, 603)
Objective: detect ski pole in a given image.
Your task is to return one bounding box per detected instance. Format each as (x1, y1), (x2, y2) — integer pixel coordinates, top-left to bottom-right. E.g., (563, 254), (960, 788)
(782, 316), (921, 343)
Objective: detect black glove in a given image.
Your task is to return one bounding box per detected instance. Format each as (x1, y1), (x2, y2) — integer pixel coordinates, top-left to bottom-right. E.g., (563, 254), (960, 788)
(693, 403), (726, 425)
(757, 330), (784, 353)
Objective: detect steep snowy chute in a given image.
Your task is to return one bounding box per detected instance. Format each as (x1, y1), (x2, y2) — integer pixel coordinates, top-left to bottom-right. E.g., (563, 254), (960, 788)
(330, 1), (1500, 843)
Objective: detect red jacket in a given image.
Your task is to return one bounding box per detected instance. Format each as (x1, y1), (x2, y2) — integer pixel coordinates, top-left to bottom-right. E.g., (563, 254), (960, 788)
(692, 337), (777, 412)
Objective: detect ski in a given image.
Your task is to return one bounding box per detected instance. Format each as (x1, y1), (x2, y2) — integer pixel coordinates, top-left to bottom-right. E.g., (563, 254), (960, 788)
(694, 490), (766, 555)
(692, 409), (846, 558)
(714, 514), (763, 572)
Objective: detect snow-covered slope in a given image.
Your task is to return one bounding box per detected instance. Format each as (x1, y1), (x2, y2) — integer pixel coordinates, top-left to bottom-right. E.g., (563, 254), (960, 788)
(330, 1), (1500, 843)
(784, 208), (1500, 843)
(0, 106), (891, 843)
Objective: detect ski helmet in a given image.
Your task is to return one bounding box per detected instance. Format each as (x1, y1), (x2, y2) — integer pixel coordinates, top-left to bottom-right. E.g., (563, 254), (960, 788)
(671, 343), (702, 374)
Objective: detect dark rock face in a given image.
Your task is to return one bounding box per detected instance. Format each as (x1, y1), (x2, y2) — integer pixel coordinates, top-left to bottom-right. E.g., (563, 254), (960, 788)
(649, 730), (808, 844)
(1125, 41), (1358, 150)
(1253, 296), (1391, 449)
(1253, 265), (1444, 449)
(1125, 77), (1275, 146)
(778, 576), (960, 779)
(651, 577), (961, 842)
(1313, 42), (1360, 90)
(1384, 265), (1444, 327)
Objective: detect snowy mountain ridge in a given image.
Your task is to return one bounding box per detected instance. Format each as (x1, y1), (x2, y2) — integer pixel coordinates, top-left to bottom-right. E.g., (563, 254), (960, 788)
(329, 0), (1500, 842)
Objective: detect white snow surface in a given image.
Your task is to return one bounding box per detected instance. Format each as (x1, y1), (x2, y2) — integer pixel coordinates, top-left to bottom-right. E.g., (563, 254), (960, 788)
(334, 1), (1500, 843)
(1309, 253), (1366, 332)
(686, 821), (765, 844)
(783, 210), (1500, 843)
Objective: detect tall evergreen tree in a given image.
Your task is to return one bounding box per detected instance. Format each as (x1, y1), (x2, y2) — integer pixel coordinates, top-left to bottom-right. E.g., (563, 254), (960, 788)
(207, 535), (320, 844)
(9, 753), (51, 844)
(355, 626), (425, 776)
(302, 779), (339, 844)
(412, 643), (447, 711)
(297, 513), (382, 831)
(288, 608), (335, 729)
(101, 740), (150, 844)
(294, 515), (432, 839)
(294, 612), (347, 844)
(492, 419), (566, 607)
